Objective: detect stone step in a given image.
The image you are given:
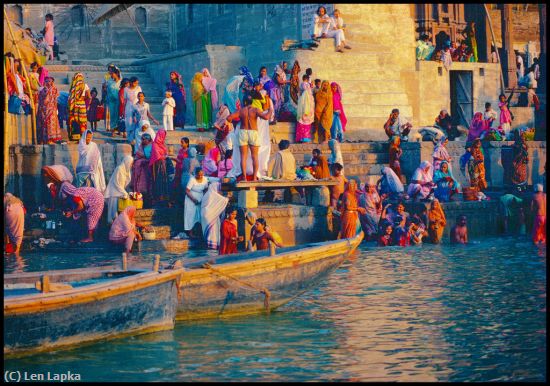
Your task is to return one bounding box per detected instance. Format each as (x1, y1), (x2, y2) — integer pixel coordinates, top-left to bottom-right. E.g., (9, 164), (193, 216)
(46, 64), (147, 72)
(335, 79), (405, 93)
(344, 103), (413, 117)
(343, 92), (410, 106)
(312, 68), (401, 81)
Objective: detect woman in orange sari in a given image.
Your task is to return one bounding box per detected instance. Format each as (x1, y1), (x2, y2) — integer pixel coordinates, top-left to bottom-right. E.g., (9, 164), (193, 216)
(338, 179), (366, 239)
(314, 80), (333, 144)
(427, 198), (447, 244)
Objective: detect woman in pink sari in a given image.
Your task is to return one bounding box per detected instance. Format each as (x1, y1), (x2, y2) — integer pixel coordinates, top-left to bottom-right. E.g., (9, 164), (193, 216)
(109, 206), (142, 254)
(149, 129), (169, 204)
(330, 82), (347, 143)
(37, 76), (62, 144)
(466, 112), (486, 144)
(202, 146), (221, 177)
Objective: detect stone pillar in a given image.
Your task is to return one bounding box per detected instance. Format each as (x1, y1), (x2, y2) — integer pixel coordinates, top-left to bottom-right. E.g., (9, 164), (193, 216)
(501, 4), (517, 88)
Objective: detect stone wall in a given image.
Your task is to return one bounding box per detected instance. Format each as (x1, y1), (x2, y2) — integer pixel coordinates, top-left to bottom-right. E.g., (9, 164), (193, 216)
(488, 7), (541, 53)
(405, 140), (547, 189)
(239, 204), (338, 247)
(406, 200), (501, 241)
(6, 143), (132, 209)
(135, 45), (246, 124)
(7, 4), (172, 60)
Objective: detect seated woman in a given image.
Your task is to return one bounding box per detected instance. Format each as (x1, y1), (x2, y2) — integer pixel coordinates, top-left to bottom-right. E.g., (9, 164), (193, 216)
(378, 166), (404, 201)
(407, 161), (435, 201)
(133, 120), (156, 155)
(251, 218), (283, 251)
(59, 182), (104, 243)
(74, 129), (106, 193)
(131, 133), (153, 203)
(104, 155), (134, 224)
(109, 206), (142, 255)
(184, 167), (209, 238)
(433, 160), (460, 202)
(202, 146), (221, 177)
(219, 206), (243, 255)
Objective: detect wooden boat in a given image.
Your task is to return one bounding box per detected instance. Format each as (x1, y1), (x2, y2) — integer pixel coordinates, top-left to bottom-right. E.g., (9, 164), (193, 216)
(176, 231), (363, 320)
(4, 266), (184, 357)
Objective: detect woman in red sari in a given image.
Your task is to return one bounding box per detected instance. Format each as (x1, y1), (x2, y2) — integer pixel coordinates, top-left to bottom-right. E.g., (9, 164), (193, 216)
(37, 76), (62, 144)
(219, 207), (243, 255)
(338, 179), (366, 239)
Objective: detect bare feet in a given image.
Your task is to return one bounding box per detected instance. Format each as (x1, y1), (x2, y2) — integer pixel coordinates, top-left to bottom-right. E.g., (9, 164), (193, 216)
(80, 237), (94, 243)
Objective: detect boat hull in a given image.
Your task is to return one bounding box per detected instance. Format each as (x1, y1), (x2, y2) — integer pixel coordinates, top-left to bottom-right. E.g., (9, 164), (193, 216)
(177, 232), (363, 320)
(4, 269), (183, 357)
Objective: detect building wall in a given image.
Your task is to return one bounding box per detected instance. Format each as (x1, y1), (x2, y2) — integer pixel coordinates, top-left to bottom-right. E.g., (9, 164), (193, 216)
(5, 4), (172, 59)
(412, 61), (503, 127)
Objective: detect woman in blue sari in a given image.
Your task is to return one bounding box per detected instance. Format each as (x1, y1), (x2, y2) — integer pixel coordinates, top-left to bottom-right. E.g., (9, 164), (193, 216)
(433, 160), (461, 202)
(166, 71), (186, 128)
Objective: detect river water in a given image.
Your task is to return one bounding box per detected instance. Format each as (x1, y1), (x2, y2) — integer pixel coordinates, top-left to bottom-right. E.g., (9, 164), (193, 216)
(4, 237), (546, 382)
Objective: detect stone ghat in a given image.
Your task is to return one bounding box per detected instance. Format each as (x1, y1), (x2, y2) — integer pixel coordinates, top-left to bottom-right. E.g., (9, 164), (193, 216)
(5, 140), (546, 210)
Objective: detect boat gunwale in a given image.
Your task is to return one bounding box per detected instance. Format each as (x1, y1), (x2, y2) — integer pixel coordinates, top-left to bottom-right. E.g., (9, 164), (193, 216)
(4, 268), (184, 314)
(182, 232), (363, 279)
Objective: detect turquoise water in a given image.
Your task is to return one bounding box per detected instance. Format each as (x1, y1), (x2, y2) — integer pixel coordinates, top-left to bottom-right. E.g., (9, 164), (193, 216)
(4, 237), (546, 381)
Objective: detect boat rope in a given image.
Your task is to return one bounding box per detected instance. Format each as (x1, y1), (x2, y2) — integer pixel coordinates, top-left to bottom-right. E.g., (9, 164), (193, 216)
(202, 263), (271, 311)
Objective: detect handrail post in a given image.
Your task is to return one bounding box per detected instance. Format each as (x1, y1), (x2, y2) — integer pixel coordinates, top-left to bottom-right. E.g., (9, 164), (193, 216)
(152, 254), (160, 272)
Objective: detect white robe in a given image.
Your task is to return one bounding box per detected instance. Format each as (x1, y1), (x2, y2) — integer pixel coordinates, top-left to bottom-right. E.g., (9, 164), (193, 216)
(184, 176), (209, 231)
(76, 132), (106, 193)
(201, 182), (228, 250)
(226, 118), (271, 179)
(104, 155), (133, 223)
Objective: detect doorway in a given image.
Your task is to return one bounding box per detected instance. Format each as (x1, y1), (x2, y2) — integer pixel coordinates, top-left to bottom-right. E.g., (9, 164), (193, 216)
(450, 71), (473, 128)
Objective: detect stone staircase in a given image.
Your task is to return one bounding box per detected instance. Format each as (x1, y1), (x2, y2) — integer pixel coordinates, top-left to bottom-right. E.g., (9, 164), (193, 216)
(283, 142), (389, 181)
(276, 4), (417, 142)
(47, 63), (166, 127)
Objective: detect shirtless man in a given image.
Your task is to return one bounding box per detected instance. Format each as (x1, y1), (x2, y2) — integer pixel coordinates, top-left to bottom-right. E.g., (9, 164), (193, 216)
(226, 97), (273, 181)
(450, 215), (468, 244)
(531, 184), (546, 244)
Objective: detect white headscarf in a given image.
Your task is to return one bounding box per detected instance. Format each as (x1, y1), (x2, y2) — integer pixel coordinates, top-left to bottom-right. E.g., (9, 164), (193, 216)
(381, 166), (404, 193)
(134, 120), (156, 153)
(104, 155), (134, 199)
(76, 129), (106, 193)
(412, 161), (433, 183)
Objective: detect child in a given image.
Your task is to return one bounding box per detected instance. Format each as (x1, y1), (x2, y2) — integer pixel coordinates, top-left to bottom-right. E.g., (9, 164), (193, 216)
(498, 92), (514, 139)
(330, 163), (347, 208)
(313, 79), (321, 97)
(483, 102), (497, 130)
(87, 88), (100, 132)
(392, 216), (410, 247)
(43, 14), (55, 62)
(218, 149), (234, 179)
(450, 215), (468, 244)
(378, 222), (393, 246)
(162, 90), (176, 131)
(409, 218), (428, 245)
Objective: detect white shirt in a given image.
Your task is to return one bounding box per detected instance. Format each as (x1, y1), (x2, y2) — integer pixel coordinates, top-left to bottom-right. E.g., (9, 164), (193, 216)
(330, 16), (344, 30)
(162, 97), (176, 116)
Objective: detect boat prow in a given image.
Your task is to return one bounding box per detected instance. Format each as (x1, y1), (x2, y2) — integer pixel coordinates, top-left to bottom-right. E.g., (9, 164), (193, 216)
(4, 267), (184, 358)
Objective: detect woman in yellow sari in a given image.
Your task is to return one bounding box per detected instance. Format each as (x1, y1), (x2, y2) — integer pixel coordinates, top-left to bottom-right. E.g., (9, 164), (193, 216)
(191, 72), (212, 132)
(314, 80), (333, 144)
(68, 72), (90, 141)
